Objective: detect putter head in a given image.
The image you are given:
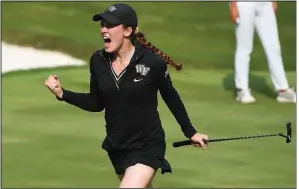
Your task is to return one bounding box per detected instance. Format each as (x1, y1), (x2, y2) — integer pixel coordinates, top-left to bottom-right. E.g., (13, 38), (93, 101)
(286, 121), (292, 143)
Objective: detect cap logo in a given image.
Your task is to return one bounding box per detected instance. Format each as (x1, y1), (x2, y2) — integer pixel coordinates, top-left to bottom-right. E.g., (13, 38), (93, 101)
(108, 5), (117, 12)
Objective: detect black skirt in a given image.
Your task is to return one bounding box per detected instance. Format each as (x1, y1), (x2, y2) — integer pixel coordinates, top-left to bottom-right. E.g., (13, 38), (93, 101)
(107, 140), (172, 175)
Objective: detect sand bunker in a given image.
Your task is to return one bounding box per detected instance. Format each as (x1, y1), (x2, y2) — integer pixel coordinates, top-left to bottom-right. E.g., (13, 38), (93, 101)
(2, 42), (85, 74)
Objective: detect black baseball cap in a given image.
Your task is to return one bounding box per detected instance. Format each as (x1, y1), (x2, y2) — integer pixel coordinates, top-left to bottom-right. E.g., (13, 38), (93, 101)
(92, 3), (138, 29)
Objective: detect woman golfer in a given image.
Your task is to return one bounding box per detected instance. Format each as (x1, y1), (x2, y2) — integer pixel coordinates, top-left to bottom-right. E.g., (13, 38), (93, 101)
(45, 3), (208, 188)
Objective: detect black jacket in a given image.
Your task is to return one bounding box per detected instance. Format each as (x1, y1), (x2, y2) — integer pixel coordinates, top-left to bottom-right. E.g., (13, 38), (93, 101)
(58, 44), (197, 153)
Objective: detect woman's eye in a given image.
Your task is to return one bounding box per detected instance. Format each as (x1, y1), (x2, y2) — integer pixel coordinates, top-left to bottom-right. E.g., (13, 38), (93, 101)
(100, 21), (116, 29)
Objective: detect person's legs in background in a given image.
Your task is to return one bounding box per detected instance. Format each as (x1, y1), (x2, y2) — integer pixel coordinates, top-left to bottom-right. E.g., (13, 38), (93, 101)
(255, 2), (296, 103)
(234, 2), (257, 103)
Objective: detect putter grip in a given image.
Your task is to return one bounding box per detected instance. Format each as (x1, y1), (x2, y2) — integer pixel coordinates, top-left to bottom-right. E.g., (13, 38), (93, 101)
(173, 139), (208, 148)
(173, 140), (191, 147)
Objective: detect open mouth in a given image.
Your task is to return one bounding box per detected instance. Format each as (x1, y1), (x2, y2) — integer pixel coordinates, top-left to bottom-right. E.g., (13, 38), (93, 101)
(103, 36), (111, 43)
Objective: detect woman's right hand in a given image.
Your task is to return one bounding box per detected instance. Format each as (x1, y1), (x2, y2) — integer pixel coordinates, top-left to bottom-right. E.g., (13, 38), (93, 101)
(230, 2), (239, 24)
(45, 74), (63, 98)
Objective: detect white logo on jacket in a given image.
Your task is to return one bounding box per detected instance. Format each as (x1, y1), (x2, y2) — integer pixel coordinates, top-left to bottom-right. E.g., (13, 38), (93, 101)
(136, 64), (150, 76)
(165, 70), (169, 78)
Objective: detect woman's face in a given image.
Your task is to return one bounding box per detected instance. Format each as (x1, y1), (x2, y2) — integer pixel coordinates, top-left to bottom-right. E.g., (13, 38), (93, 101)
(100, 20), (133, 53)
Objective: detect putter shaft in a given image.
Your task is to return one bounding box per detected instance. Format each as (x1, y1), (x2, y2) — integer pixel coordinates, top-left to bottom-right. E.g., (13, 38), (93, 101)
(173, 121), (292, 148)
(173, 133), (282, 148)
(208, 133), (282, 142)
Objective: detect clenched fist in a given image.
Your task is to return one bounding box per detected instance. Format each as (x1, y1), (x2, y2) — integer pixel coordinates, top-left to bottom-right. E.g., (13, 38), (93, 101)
(45, 74), (63, 98)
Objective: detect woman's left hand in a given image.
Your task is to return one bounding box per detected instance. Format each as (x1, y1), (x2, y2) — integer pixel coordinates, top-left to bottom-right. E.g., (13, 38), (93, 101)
(190, 133), (209, 149)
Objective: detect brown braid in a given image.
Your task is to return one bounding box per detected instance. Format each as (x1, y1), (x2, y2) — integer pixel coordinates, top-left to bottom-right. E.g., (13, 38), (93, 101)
(133, 31), (182, 70)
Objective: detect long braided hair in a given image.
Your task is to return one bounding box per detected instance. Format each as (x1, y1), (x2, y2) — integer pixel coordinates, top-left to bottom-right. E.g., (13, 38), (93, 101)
(128, 27), (182, 70)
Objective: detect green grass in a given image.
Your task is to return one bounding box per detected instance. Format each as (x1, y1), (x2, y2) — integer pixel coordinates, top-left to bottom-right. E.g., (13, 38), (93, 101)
(2, 1), (296, 188)
(2, 68), (296, 188)
(2, 2), (296, 70)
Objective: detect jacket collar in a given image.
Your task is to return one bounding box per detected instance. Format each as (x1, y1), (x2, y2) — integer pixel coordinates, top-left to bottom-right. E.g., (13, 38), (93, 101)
(100, 44), (145, 65)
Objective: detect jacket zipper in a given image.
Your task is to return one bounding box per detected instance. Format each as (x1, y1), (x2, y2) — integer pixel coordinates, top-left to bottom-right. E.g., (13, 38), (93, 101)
(99, 49), (141, 91)
(100, 52), (120, 91)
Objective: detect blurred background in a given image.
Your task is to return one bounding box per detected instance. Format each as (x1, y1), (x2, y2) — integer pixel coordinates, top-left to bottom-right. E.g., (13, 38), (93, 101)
(2, 2), (296, 188)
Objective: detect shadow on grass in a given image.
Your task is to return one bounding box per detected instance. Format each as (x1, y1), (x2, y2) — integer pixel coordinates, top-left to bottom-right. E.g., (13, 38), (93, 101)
(222, 72), (277, 99)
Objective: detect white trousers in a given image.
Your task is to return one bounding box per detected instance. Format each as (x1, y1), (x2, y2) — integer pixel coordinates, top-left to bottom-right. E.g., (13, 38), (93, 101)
(234, 2), (289, 91)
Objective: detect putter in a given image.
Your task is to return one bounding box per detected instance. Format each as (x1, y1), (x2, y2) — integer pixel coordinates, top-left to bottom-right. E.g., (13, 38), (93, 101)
(173, 121), (292, 148)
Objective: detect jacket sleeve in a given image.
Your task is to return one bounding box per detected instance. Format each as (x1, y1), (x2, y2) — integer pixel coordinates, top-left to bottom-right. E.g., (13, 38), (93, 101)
(57, 55), (105, 112)
(156, 60), (197, 138)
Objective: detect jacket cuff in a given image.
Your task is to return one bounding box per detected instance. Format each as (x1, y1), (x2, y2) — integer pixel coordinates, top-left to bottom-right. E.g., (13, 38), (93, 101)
(184, 128), (197, 139)
(56, 88), (66, 101)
